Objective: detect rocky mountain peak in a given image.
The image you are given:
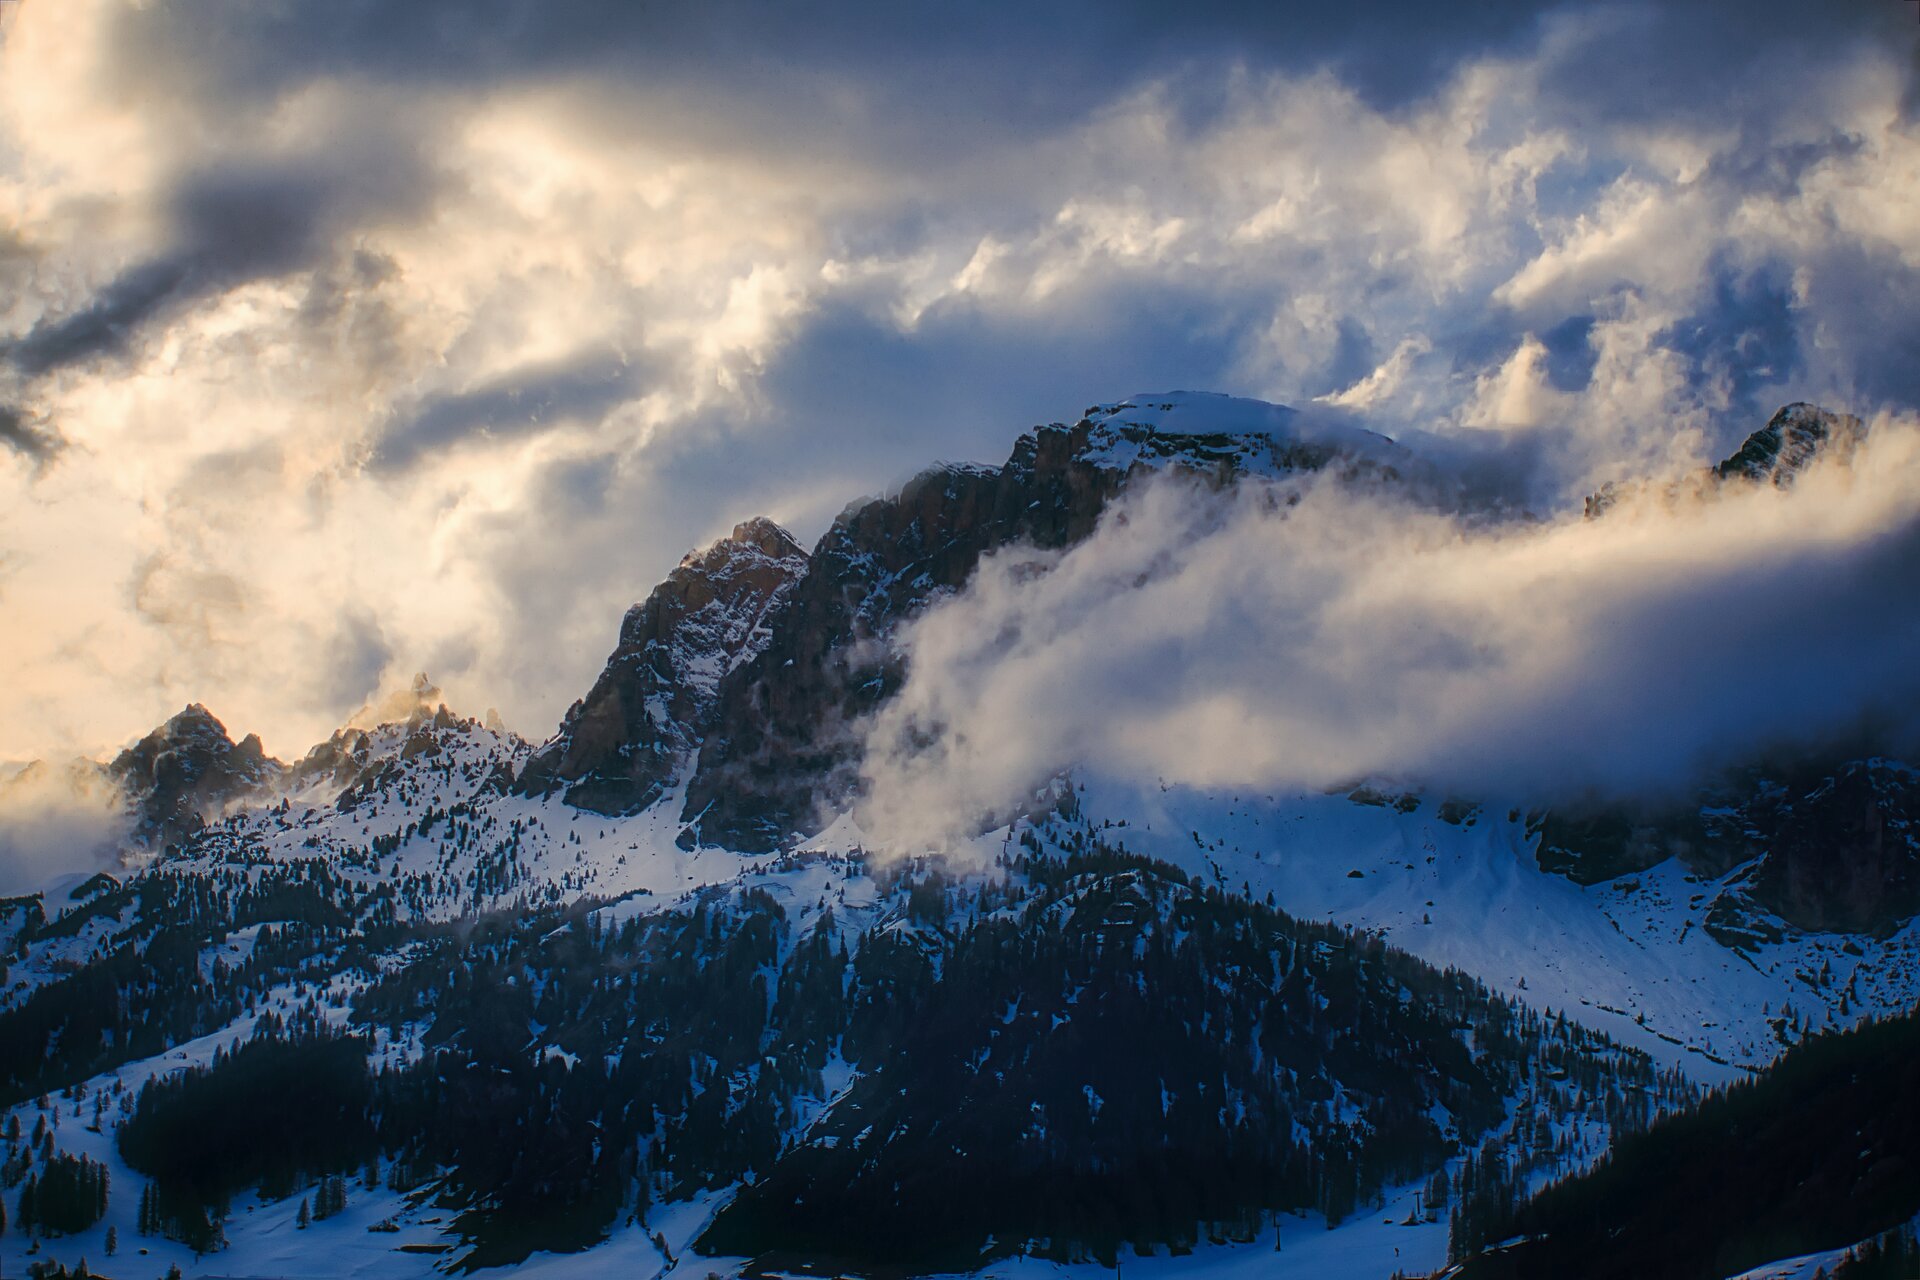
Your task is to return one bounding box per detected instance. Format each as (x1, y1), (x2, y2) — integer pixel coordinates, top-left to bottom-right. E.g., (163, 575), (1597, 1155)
(161, 702), (225, 742)
(1714, 402), (1865, 486)
(706, 515), (803, 564)
(680, 392), (1395, 852)
(1586, 400), (1864, 518)
(108, 704), (283, 847)
(516, 516), (809, 814)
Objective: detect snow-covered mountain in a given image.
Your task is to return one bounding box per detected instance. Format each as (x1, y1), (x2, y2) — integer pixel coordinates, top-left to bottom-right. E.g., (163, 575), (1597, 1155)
(1, 392), (1915, 1280)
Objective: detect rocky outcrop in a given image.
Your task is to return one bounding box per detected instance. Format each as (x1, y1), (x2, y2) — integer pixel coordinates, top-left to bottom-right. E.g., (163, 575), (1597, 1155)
(1713, 402), (1865, 485)
(1532, 807), (1685, 886)
(1535, 757), (1920, 940)
(1586, 401), (1865, 517)
(106, 704), (282, 847)
(517, 517), (808, 814)
(1704, 759), (1920, 938)
(680, 395), (1404, 851)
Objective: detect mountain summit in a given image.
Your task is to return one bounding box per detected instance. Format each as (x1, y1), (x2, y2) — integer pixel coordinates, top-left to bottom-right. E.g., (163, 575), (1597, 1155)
(105, 704), (281, 848)
(515, 516), (809, 814)
(680, 392), (1403, 850)
(1714, 401), (1866, 486)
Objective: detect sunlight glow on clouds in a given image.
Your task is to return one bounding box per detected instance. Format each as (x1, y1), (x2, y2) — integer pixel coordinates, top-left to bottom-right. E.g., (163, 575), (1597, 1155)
(0, 0), (1915, 764)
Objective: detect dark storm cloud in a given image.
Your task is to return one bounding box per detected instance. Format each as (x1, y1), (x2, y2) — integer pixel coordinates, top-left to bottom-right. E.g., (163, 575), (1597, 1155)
(372, 350), (651, 473)
(7, 258), (192, 377)
(102, 0), (1558, 135)
(102, 0), (1916, 148)
(1535, 0), (1917, 132)
(0, 405), (61, 466)
(6, 136), (438, 379)
(40, 0), (1918, 422)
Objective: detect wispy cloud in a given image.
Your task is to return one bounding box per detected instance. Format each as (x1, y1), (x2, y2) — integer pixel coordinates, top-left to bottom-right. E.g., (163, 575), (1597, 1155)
(0, 759), (131, 897)
(859, 416), (1920, 851)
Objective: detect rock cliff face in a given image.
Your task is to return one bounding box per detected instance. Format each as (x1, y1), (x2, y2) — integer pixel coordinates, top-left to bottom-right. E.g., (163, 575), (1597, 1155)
(106, 704), (281, 847)
(516, 517), (808, 814)
(1535, 758), (1920, 940)
(1703, 759), (1920, 940)
(679, 395), (1404, 851)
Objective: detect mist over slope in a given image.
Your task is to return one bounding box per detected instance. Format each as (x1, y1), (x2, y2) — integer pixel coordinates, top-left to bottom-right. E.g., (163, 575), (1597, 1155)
(858, 397), (1920, 851)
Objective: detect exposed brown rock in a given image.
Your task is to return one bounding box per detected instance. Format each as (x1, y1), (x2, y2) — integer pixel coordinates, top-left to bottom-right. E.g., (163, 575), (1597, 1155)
(516, 517), (808, 814)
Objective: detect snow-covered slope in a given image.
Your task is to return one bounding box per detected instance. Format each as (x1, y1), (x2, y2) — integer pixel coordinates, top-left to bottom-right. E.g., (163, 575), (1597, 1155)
(1057, 777), (1920, 1084)
(1076, 391), (1404, 476)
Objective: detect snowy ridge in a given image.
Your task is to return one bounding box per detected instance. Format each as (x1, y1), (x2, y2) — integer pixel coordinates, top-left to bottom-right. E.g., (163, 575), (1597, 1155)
(1, 736), (1911, 1279)
(1079, 391), (1403, 478)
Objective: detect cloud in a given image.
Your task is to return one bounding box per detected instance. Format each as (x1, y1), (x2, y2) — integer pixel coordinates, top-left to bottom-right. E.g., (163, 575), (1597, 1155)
(0, 404), (60, 466)
(372, 347), (650, 472)
(0, 0), (1918, 767)
(0, 759), (131, 897)
(857, 415), (1920, 851)
(5, 128), (440, 379)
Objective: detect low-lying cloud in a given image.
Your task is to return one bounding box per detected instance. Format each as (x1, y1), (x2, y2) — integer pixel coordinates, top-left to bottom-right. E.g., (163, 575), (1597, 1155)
(858, 416), (1920, 851)
(0, 760), (132, 898)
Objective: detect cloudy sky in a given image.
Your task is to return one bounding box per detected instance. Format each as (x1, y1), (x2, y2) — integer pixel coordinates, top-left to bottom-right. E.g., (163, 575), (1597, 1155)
(2, 0), (1917, 764)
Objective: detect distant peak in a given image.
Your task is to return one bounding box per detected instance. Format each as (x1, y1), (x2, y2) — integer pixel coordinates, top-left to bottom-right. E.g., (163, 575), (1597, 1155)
(1714, 402), (1864, 486)
(167, 703), (225, 732)
(142, 704), (240, 754)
